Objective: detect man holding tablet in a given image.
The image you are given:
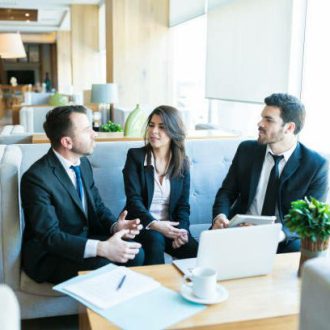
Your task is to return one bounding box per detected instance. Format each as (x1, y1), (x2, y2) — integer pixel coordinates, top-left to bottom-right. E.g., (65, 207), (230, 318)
(212, 93), (328, 253)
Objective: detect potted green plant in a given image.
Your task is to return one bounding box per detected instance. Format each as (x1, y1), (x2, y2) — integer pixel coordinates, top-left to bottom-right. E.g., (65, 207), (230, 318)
(100, 120), (123, 134)
(285, 197), (330, 275)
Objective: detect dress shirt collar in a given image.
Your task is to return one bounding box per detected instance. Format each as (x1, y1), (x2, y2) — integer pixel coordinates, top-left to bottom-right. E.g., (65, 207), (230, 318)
(266, 142), (297, 162)
(52, 149), (81, 171)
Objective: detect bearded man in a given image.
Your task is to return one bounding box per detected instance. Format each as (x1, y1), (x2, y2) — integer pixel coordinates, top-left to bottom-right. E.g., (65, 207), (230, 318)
(21, 106), (144, 284)
(211, 93), (328, 253)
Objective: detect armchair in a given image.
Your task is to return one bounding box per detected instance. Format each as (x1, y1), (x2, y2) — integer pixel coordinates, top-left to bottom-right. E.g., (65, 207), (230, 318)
(0, 285), (20, 330)
(300, 257), (330, 330)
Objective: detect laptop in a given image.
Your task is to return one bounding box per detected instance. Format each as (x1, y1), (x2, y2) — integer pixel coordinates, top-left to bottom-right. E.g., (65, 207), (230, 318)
(173, 223), (282, 280)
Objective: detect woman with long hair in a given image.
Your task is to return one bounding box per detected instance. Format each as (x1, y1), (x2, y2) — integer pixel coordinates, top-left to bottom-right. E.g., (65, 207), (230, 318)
(123, 105), (198, 265)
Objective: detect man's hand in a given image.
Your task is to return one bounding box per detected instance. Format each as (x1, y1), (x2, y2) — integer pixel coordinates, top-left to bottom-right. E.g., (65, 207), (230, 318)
(212, 214), (230, 229)
(97, 229), (141, 263)
(114, 210), (143, 239)
(172, 229), (188, 249)
(149, 221), (182, 239)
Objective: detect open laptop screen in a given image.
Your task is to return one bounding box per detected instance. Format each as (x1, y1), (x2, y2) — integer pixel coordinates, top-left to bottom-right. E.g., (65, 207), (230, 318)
(173, 223), (281, 280)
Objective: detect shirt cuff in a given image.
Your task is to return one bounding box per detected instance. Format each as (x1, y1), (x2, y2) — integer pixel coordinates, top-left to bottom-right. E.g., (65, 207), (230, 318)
(110, 221), (118, 234)
(84, 239), (99, 258)
(146, 220), (158, 230)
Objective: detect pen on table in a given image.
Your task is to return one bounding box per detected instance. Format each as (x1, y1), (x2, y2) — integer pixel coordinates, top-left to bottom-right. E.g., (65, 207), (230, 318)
(116, 274), (127, 291)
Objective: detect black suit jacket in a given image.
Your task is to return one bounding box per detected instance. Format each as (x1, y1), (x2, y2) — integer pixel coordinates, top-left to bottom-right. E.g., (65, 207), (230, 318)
(21, 149), (116, 281)
(123, 147), (191, 231)
(213, 141), (329, 238)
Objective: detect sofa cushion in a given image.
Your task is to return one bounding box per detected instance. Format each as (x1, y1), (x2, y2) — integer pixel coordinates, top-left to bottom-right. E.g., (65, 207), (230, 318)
(0, 146), (23, 288)
(1, 125), (14, 135)
(20, 272), (63, 297)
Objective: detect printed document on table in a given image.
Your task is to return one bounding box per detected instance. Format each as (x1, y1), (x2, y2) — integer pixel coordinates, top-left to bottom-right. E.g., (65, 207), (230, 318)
(63, 266), (160, 309)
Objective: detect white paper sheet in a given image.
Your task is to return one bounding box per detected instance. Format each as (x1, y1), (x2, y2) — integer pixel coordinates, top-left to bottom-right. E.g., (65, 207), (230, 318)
(64, 266), (160, 309)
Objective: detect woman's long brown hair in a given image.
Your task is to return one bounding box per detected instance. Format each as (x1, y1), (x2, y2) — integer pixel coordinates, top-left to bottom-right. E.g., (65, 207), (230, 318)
(144, 105), (188, 178)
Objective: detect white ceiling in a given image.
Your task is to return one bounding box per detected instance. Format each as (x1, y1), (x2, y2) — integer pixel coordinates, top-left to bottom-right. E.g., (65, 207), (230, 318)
(0, 0), (102, 32)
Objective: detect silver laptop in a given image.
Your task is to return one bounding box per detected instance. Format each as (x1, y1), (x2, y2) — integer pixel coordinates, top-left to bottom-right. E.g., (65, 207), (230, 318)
(173, 223), (282, 280)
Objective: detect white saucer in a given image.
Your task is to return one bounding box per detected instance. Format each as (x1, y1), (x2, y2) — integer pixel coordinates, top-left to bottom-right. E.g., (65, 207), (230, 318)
(180, 284), (229, 304)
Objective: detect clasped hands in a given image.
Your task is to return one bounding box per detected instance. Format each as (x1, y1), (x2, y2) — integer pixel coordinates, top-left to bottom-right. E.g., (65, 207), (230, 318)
(149, 220), (188, 249)
(97, 210), (143, 264)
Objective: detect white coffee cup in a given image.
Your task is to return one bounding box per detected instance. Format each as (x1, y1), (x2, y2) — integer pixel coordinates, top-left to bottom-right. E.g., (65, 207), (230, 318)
(182, 267), (217, 299)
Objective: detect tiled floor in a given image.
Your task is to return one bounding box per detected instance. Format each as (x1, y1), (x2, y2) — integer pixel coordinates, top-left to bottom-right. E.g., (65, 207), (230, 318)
(22, 314), (79, 330)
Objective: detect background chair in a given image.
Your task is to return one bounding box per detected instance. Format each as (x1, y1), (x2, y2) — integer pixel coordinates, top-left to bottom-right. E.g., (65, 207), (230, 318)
(23, 92), (53, 105)
(0, 284), (20, 330)
(0, 125), (32, 144)
(300, 257), (330, 330)
(19, 106), (93, 133)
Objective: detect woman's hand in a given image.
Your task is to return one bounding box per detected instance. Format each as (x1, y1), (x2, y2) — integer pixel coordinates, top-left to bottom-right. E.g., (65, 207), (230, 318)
(149, 221), (182, 239)
(172, 229), (188, 249)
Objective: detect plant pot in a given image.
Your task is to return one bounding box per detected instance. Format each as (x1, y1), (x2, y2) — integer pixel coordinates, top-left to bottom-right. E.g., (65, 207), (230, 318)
(298, 237), (329, 276)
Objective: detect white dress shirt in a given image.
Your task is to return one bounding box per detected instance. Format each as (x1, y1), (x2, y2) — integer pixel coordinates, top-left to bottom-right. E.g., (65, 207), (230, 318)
(247, 143), (297, 240)
(53, 150), (98, 258)
(144, 153), (171, 227)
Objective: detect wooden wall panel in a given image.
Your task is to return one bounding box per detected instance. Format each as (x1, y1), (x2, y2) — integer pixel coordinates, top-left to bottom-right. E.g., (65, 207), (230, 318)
(56, 31), (72, 93)
(106, 0), (173, 108)
(71, 5), (103, 93)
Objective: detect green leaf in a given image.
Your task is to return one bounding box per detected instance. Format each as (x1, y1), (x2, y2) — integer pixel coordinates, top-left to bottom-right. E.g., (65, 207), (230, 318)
(100, 121), (123, 132)
(284, 197), (330, 240)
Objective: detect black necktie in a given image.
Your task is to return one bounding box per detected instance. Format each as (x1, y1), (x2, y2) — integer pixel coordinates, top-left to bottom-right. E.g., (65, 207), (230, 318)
(70, 165), (84, 202)
(261, 154), (284, 216)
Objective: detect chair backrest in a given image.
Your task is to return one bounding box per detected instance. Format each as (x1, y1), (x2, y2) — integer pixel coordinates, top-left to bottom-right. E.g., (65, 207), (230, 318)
(300, 257), (330, 330)
(23, 92), (53, 105)
(0, 144), (50, 288)
(0, 125), (31, 145)
(19, 106), (54, 133)
(0, 284), (20, 330)
(19, 106), (93, 133)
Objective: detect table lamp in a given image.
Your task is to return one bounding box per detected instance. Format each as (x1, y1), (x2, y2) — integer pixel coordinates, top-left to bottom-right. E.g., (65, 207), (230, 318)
(91, 83), (118, 124)
(0, 33), (27, 84)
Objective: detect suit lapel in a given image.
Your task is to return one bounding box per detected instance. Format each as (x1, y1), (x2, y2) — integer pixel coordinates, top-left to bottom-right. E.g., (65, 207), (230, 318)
(145, 165), (154, 209)
(169, 177), (180, 217)
(47, 150), (86, 216)
(280, 143), (301, 185)
(277, 144), (301, 223)
(248, 144), (266, 206)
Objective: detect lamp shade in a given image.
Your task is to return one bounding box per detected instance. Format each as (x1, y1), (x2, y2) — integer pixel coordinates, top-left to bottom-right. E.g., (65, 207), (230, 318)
(0, 33), (26, 59)
(91, 83), (119, 104)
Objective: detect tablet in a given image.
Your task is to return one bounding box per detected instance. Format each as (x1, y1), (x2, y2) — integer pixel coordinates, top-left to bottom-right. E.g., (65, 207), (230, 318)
(228, 214), (276, 227)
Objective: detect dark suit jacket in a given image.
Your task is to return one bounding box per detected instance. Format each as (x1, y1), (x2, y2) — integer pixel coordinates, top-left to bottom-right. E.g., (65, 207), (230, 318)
(123, 147), (191, 231)
(21, 149), (116, 281)
(213, 140), (329, 238)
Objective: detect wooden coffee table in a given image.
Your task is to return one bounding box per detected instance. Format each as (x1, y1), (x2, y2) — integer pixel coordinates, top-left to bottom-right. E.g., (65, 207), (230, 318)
(79, 253), (300, 329)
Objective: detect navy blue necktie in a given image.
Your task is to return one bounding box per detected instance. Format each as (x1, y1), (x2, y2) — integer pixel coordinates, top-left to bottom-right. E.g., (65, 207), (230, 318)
(261, 154), (284, 216)
(70, 165), (84, 203)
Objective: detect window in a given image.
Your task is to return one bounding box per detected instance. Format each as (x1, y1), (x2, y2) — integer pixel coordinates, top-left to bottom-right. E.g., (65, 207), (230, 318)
(171, 15), (208, 128)
(300, 0), (330, 153)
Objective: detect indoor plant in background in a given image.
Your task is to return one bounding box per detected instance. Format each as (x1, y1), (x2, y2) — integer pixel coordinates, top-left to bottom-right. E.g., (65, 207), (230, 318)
(100, 120), (123, 135)
(285, 197), (330, 276)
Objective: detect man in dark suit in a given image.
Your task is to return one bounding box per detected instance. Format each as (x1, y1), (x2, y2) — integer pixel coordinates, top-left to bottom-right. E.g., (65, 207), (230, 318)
(212, 93), (328, 253)
(21, 106), (144, 284)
